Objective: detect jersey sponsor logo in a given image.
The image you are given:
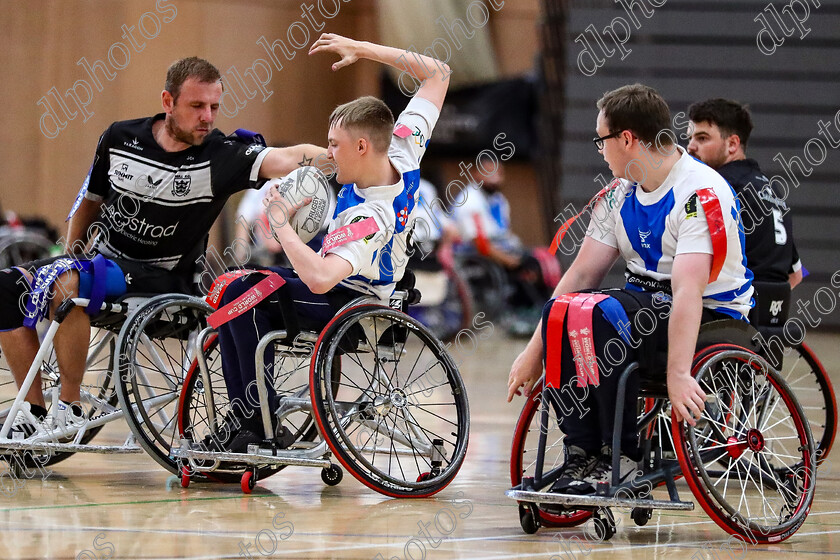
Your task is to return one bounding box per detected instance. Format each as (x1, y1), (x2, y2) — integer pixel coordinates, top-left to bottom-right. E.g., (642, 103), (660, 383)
(397, 207), (410, 227)
(123, 137), (143, 151)
(113, 163), (135, 182)
(172, 173), (191, 197)
(103, 204), (180, 241)
(245, 144), (265, 157)
(685, 194), (698, 219)
(411, 126), (425, 146)
(136, 174), (164, 189)
(639, 230), (651, 248)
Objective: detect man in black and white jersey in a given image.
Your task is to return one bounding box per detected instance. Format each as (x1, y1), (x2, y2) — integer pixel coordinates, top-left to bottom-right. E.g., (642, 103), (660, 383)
(0, 57), (326, 436)
(687, 98), (802, 288)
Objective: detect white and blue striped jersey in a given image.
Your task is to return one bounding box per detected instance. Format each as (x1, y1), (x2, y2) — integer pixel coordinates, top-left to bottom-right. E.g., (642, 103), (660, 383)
(586, 147), (754, 319)
(323, 96), (439, 300)
(452, 186), (523, 254)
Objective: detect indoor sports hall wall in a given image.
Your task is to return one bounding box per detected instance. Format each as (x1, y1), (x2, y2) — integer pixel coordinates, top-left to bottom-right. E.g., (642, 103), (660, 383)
(557, 0), (840, 327)
(0, 0), (545, 248)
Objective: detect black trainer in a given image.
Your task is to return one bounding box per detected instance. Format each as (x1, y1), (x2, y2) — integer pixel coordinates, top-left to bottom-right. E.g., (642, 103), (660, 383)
(584, 445), (641, 492)
(545, 445), (600, 497)
(197, 412), (247, 452)
(225, 428), (264, 453)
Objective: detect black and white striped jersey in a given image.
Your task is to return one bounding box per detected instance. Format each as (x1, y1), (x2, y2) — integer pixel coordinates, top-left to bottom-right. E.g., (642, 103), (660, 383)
(83, 113), (269, 274)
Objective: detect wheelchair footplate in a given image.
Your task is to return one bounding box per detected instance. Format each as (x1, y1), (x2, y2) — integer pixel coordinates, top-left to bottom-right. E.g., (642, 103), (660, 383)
(506, 488), (694, 511)
(171, 438), (343, 493)
(172, 438), (332, 470)
(507, 477), (694, 537)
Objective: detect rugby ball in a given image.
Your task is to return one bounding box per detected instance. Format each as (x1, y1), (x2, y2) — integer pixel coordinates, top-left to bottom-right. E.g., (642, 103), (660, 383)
(265, 166), (332, 243)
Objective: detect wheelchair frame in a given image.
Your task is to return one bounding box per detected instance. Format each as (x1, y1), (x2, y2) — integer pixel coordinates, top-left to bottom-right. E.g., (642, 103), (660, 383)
(0, 292), (212, 473)
(508, 341), (817, 543)
(0, 297), (151, 459)
(173, 279), (470, 497)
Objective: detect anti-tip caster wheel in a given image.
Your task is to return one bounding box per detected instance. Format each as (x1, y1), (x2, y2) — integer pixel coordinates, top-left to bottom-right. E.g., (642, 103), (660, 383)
(321, 464), (343, 486)
(519, 502), (541, 534)
(241, 469), (257, 494)
(631, 506), (652, 527)
(592, 508), (616, 541)
(180, 465), (191, 489)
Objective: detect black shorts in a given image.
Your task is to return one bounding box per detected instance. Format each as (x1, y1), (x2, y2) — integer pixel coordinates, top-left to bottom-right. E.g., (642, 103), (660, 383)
(14, 255), (192, 295)
(0, 255), (191, 331)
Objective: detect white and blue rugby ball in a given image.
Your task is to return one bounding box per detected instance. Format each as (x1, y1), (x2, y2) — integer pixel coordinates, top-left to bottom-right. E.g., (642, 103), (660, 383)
(265, 166), (333, 243)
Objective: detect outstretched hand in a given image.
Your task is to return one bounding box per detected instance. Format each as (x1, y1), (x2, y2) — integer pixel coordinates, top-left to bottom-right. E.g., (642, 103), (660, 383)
(309, 33), (362, 71)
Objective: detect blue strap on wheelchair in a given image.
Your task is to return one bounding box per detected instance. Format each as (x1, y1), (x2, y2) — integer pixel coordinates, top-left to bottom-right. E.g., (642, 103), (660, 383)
(233, 128), (266, 146)
(24, 258), (87, 328)
(23, 256), (127, 328)
(87, 254), (109, 314)
(596, 296), (633, 345)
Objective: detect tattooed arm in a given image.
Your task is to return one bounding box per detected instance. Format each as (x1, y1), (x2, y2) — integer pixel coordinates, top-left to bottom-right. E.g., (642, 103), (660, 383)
(257, 144), (331, 179)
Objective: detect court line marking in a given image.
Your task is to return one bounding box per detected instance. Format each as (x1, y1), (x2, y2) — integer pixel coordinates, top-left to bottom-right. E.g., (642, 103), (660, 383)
(7, 522), (840, 559)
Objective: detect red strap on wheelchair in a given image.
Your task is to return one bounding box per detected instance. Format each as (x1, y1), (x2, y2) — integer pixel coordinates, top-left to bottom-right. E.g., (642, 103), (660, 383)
(549, 179), (621, 256)
(473, 213), (491, 256)
(568, 293), (609, 387)
(205, 269), (263, 309)
(207, 272), (286, 329)
(545, 294), (575, 389)
(696, 188), (726, 283)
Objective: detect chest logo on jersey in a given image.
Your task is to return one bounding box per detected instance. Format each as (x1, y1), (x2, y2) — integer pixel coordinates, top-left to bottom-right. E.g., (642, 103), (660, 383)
(123, 137), (143, 151)
(172, 173), (192, 197)
(137, 175), (164, 189)
(638, 230), (652, 249)
(113, 163), (135, 182)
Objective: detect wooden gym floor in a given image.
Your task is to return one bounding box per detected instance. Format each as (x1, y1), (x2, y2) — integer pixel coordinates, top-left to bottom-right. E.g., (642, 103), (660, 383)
(1, 330), (838, 559)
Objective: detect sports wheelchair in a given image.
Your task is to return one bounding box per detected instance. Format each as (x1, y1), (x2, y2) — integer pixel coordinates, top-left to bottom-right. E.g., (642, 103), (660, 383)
(0, 286), (217, 477)
(171, 269), (470, 497)
(406, 242), (474, 342)
(507, 319), (817, 543)
(748, 280), (836, 465)
(0, 222), (57, 268)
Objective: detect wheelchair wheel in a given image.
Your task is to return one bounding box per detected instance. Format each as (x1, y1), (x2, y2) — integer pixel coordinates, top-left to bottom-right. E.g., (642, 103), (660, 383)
(510, 380), (591, 527)
(115, 294), (213, 474)
(779, 342), (836, 465)
(673, 345), (815, 543)
(0, 327), (118, 467)
(0, 230), (54, 268)
(177, 333), (338, 482)
(310, 304), (469, 497)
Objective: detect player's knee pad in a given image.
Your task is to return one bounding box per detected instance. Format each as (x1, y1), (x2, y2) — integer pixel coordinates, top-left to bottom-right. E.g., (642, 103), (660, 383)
(0, 268), (31, 331)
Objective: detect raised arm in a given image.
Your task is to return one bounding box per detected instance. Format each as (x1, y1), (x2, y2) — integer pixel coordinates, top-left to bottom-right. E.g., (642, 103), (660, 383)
(309, 34), (450, 110)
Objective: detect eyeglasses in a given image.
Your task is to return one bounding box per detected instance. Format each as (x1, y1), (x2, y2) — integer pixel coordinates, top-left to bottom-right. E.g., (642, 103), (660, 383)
(592, 131), (623, 150)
